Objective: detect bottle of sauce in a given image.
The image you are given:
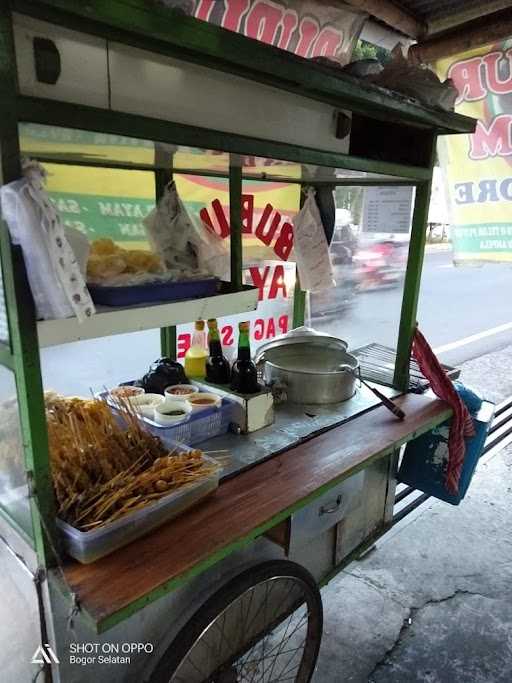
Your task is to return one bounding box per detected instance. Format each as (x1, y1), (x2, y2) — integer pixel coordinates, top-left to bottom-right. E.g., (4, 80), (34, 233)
(231, 321), (260, 394)
(206, 319), (231, 385)
(184, 320), (208, 379)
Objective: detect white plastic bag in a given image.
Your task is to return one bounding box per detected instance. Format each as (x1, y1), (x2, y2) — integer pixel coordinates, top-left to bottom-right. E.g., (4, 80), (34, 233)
(144, 181), (229, 280)
(0, 161), (95, 322)
(292, 188), (335, 292)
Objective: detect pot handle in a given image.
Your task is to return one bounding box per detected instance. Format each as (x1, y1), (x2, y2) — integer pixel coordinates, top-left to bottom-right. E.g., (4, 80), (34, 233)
(338, 363), (354, 373)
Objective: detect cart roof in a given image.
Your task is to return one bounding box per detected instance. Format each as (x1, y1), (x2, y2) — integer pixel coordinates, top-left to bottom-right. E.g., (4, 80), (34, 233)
(16, 0), (476, 136)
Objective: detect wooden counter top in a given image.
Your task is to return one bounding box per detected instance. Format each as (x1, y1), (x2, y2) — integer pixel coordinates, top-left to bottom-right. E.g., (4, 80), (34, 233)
(60, 393), (450, 632)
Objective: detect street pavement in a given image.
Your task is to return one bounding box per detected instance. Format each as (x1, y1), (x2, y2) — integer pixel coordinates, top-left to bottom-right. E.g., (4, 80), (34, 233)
(311, 248), (512, 370)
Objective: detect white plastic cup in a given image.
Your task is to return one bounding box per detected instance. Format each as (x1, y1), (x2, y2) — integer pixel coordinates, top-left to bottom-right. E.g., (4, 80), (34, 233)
(188, 393), (222, 411)
(164, 384), (199, 400)
(153, 399), (192, 426)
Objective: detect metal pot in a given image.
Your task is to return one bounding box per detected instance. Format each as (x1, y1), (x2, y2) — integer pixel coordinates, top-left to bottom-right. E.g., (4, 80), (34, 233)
(255, 327), (359, 405)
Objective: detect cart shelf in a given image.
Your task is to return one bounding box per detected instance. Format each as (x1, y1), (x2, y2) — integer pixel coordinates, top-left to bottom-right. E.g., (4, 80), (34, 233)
(56, 392), (451, 633)
(37, 284), (258, 347)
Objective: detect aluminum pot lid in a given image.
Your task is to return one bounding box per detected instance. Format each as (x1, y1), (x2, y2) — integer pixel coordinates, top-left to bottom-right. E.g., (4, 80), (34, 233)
(255, 326), (348, 363)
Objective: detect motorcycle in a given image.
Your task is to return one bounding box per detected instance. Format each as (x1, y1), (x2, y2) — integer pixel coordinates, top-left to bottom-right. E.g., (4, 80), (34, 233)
(353, 240), (407, 290)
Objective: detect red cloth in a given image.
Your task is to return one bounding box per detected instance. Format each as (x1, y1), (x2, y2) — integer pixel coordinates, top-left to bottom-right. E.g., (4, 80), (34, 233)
(412, 327), (475, 494)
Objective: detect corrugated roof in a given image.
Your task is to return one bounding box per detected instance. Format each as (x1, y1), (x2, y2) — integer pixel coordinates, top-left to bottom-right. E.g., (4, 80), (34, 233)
(395, 0), (483, 22)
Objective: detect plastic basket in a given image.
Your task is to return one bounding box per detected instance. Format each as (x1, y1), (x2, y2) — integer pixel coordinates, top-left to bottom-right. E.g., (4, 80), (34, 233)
(57, 447), (220, 564)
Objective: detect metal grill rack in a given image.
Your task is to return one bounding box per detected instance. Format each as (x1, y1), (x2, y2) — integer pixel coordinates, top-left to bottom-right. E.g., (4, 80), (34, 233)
(353, 342), (460, 392)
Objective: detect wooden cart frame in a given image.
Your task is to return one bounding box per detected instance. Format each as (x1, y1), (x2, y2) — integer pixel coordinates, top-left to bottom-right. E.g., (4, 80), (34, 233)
(0, 0), (475, 678)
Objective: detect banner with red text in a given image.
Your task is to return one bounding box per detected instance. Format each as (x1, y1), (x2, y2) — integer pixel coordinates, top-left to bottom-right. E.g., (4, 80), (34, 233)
(157, 0), (365, 64)
(436, 40), (512, 262)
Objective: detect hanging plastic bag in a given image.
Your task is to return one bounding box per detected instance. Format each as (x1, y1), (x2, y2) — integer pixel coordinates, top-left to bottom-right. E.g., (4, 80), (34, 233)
(0, 160), (95, 322)
(144, 181), (229, 280)
(292, 188), (335, 292)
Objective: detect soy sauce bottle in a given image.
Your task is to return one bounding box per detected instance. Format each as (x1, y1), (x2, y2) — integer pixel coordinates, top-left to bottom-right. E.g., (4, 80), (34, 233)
(205, 318), (231, 385)
(231, 322), (260, 394)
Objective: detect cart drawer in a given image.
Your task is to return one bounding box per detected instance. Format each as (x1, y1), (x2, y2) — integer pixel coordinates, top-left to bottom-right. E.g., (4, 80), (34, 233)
(13, 13), (109, 108)
(289, 470), (364, 551)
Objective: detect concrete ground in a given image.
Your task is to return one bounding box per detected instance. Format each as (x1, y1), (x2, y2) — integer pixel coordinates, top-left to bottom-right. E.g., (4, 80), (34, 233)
(314, 345), (512, 683)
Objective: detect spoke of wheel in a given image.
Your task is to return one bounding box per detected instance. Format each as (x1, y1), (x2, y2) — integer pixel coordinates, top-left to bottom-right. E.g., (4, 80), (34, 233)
(261, 611), (308, 663)
(251, 603), (309, 683)
(262, 613), (301, 683)
(249, 580), (270, 683)
(263, 627), (307, 682)
(264, 612), (309, 682)
(237, 585), (308, 683)
(240, 645), (309, 669)
(244, 576), (289, 645)
(272, 636), (307, 683)
(213, 609), (234, 664)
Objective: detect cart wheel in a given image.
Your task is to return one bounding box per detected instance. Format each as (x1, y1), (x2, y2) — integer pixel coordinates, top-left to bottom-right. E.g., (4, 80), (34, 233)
(150, 560), (323, 683)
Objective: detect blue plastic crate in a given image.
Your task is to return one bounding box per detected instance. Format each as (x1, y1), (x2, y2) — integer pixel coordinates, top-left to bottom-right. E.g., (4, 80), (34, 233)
(88, 277), (218, 306)
(104, 391), (236, 447)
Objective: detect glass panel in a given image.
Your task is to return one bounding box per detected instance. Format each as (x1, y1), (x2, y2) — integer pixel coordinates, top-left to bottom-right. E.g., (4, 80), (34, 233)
(43, 163), (155, 249)
(0, 366), (33, 539)
(308, 185), (414, 384)
(20, 123), (413, 183)
(41, 329), (161, 395)
(0, 257), (9, 344)
(0, 542), (40, 682)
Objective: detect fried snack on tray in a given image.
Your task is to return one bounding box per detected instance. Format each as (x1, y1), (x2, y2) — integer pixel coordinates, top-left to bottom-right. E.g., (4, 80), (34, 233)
(86, 239), (163, 282)
(45, 393), (218, 531)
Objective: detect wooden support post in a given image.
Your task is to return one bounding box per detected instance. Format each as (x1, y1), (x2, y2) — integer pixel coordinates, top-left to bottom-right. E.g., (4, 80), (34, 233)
(229, 157), (243, 291)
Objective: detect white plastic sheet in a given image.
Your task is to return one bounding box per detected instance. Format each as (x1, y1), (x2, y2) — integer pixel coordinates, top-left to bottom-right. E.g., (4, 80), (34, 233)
(292, 188), (335, 292)
(144, 181), (229, 280)
(0, 161), (94, 322)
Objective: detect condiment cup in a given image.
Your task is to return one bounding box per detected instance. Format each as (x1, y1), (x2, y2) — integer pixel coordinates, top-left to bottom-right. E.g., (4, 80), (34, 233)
(164, 384), (199, 400)
(128, 393), (165, 419)
(153, 399), (192, 426)
(188, 392), (222, 411)
(110, 385), (145, 399)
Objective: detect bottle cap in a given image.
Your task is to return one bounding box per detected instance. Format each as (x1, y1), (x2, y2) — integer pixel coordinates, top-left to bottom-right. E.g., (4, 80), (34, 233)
(207, 318), (218, 329)
(194, 320), (205, 330)
(239, 321), (250, 333)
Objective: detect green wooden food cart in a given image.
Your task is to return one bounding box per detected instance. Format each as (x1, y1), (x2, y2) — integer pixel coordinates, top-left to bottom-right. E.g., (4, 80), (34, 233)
(0, 2), (476, 681)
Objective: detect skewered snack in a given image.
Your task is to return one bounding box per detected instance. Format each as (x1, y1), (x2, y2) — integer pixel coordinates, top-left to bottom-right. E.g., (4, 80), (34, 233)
(46, 394), (217, 531)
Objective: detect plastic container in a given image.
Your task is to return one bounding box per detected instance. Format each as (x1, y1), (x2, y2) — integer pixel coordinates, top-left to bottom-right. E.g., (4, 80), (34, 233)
(102, 389), (236, 446)
(88, 278), (218, 307)
(57, 451), (220, 564)
(140, 397), (235, 446)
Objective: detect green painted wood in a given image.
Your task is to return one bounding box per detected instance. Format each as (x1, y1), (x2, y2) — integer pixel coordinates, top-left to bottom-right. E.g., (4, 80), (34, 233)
(394, 140), (436, 391)
(17, 96), (433, 182)
(0, 7), (58, 566)
(13, 0), (476, 135)
(229, 159), (243, 292)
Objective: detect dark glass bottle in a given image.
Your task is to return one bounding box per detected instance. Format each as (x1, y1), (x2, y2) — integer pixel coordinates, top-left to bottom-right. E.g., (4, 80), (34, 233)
(205, 319), (231, 385)
(231, 322), (260, 394)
